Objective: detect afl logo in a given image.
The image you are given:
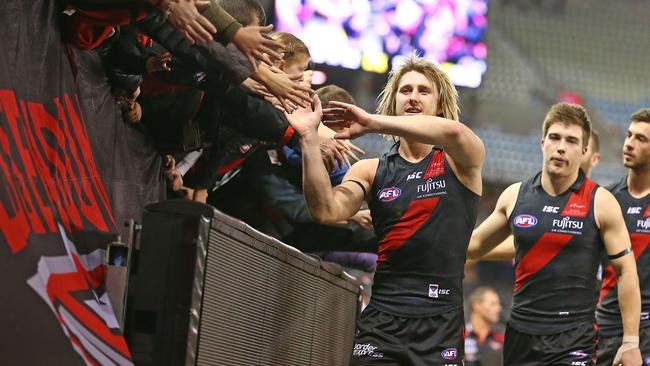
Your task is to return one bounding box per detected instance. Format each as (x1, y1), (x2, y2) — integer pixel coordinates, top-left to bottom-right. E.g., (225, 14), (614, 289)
(441, 348), (457, 360)
(378, 187), (401, 202)
(514, 214), (538, 228)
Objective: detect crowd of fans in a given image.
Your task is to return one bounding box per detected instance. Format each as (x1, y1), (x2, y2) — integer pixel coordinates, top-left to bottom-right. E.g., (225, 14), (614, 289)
(60, 0), (391, 276)
(62, 1), (514, 363)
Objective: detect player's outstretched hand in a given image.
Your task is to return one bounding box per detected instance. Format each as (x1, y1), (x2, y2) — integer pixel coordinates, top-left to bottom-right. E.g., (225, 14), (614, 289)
(322, 101), (374, 140)
(284, 94), (322, 138)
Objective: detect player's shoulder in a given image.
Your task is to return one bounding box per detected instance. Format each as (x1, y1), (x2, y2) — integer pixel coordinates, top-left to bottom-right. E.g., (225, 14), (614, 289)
(345, 158), (380, 187)
(594, 186), (619, 208)
(501, 182), (523, 200)
(494, 182), (522, 213)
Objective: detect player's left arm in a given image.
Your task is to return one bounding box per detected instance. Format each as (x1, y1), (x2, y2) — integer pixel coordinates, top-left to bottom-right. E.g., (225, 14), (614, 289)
(596, 187), (643, 365)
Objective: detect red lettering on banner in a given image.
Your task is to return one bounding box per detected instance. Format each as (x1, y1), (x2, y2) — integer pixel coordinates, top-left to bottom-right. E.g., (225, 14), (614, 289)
(19, 100), (57, 232)
(64, 95), (111, 232)
(0, 89), (114, 253)
(0, 90), (34, 253)
(28, 101), (84, 232)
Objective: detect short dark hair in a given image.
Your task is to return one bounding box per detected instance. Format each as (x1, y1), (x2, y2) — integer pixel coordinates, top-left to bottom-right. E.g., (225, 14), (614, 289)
(631, 108), (650, 124)
(217, 0), (265, 26)
(542, 103), (592, 147)
(315, 85), (356, 106)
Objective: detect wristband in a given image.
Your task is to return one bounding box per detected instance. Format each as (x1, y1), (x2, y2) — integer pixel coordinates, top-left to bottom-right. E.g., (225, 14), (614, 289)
(613, 335), (640, 364)
(622, 335), (639, 346)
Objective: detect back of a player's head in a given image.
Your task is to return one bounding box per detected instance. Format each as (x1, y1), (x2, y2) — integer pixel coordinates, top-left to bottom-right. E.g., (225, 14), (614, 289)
(376, 54), (459, 121)
(315, 85), (356, 107)
(217, 0), (265, 27)
(631, 108), (650, 125)
(542, 103), (592, 147)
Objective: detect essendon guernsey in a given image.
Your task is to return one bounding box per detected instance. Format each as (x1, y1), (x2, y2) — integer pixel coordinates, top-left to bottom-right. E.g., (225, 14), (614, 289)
(597, 176), (650, 336)
(509, 171), (603, 334)
(368, 144), (479, 317)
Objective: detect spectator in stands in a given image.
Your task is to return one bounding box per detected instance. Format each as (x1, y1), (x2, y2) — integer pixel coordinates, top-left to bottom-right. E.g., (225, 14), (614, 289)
(232, 78), (375, 260)
(465, 287), (504, 366)
(65, 0), (312, 110)
(185, 30), (357, 202)
(580, 129), (600, 178)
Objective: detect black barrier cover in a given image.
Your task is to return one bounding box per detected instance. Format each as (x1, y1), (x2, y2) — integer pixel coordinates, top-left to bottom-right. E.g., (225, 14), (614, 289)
(126, 201), (360, 365)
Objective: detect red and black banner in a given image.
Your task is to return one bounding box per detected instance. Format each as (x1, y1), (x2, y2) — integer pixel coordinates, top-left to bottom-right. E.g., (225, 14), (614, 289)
(0, 0), (163, 364)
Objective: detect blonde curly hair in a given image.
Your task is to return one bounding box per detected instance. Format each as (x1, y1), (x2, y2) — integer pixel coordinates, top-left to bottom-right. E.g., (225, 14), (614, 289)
(377, 54), (459, 122)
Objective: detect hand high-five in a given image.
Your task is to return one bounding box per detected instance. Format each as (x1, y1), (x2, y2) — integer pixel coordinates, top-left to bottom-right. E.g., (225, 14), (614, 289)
(284, 94), (323, 138)
(232, 25), (284, 72)
(322, 101), (374, 140)
(254, 64), (314, 112)
(166, 0), (217, 44)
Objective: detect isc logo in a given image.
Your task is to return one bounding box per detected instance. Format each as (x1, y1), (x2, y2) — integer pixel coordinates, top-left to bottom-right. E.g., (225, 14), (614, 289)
(428, 284), (450, 298)
(628, 207), (642, 214)
(378, 187), (401, 202)
(542, 205), (559, 213)
(513, 214), (538, 228)
(407, 172), (423, 180)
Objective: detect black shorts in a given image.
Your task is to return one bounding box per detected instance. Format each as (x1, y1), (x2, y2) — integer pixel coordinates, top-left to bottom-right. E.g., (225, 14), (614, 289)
(349, 306), (464, 366)
(504, 322), (597, 366)
(597, 326), (650, 366)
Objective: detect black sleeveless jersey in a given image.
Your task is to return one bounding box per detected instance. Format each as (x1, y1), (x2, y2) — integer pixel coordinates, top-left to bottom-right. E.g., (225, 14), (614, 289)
(368, 143), (480, 317)
(597, 176), (650, 336)
(509, 171), (603, 335)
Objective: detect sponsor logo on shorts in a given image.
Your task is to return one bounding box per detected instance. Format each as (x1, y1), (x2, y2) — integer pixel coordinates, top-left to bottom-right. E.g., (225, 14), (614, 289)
(441, 348), (457, 360)
(378, 187), (401, 202)
(569, 350), (588, 359)
(352, 343), (384, 358)
(641, 312), (649, 321)
(513, 214), (538, 228)
(428, 284), (450, 298)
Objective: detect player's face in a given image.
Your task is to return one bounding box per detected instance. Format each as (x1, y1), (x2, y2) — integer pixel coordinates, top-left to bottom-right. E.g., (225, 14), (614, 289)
(542, 122), (587, 178)
(476, 291), (502, 324)
(623, 122), (650, 171)
(395, 71), (439, 117)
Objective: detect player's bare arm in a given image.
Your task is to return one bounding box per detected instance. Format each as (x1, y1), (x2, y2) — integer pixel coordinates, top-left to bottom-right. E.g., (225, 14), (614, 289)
(285, 95), (377, 224)
(467, 183), (520, 260)
(323, 102), (484, 194)
(596, 187), (643, 366)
